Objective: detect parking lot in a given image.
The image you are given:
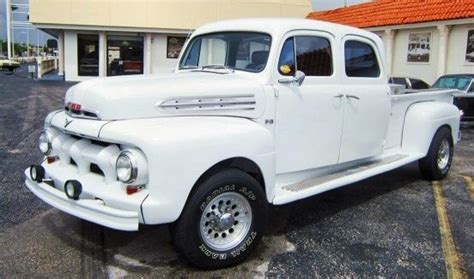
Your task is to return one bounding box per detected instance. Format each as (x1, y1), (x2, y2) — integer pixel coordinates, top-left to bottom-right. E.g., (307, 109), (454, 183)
(0, 65), (473, 277)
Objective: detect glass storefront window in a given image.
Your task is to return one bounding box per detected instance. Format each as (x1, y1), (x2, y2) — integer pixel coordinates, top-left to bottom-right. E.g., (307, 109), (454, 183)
(107, 35), (144, 76)
(78, 34), (99, 76)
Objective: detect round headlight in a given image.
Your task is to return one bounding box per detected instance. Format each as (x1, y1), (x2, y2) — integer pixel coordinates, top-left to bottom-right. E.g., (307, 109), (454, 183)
(39, 130), (53, 155)
(116, 152), (138, 183)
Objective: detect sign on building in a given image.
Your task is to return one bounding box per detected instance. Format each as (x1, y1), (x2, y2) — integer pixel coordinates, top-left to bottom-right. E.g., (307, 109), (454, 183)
(407, 33), (431, 63)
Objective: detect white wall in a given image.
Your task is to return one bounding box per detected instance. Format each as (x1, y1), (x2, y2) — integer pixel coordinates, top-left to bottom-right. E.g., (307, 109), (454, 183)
(446, 24), (474, 75)
(391, 27), (439, 84)
(150, 34), (183, 74)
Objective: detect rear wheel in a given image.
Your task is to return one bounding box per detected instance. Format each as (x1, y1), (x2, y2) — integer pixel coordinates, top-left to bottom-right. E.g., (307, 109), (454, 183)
(418, 127), (453, 180)
(171, 168), (268, 269)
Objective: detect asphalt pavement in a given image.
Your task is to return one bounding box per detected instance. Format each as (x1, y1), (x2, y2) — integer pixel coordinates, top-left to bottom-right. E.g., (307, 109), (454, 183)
(0, 65), (472, 277)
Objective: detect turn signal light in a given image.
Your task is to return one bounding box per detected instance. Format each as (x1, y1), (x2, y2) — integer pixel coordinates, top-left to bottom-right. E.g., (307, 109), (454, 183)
(47, 156), (59, 164)
(126, 185), (143, 195)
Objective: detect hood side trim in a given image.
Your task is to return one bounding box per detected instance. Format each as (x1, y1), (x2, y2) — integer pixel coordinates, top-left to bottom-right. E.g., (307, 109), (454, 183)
(158, 95), (256, 111)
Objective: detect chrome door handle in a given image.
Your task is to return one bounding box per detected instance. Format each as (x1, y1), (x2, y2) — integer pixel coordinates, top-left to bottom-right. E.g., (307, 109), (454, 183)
(334, 94), (344, 98)
(346, 94), (360, 100)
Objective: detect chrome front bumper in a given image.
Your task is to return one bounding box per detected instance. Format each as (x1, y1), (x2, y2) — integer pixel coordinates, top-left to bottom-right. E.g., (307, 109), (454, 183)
(24, 167), (141, 231)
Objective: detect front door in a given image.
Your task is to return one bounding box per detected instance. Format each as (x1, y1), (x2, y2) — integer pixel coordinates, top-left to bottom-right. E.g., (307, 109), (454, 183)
(338, 36), (391, 163)
(274, 31), (344, 174)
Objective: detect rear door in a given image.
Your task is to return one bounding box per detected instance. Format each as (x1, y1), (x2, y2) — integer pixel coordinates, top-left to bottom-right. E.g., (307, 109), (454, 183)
(338, 36), (391, 163)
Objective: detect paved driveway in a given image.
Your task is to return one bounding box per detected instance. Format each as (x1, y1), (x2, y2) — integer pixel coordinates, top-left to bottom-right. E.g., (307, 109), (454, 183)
(0, 66), (472, 277)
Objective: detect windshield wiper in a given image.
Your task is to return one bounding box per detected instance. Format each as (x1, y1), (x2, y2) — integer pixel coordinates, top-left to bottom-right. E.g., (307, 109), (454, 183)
(202, 65), (233, 70)
(199, 65), (235, 74)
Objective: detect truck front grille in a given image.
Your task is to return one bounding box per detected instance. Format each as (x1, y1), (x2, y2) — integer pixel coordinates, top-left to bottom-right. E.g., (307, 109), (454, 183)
(50, 129), (120, 183)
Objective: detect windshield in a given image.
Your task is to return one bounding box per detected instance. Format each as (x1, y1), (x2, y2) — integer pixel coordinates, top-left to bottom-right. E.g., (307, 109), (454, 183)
(432, 76), (472, 90)
(179, 32), (272, 73)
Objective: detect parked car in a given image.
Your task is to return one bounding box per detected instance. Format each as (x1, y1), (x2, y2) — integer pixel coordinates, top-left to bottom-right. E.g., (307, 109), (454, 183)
(0, 59), (20, 72)
(432, 74), (474, 123)
(389, 76), (430, 90)
(25, 19), (460, 269)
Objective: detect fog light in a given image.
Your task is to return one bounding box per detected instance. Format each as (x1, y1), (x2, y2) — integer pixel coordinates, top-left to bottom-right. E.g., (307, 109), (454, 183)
(30, 165), (45, 182)
(64, 180), (82, 200)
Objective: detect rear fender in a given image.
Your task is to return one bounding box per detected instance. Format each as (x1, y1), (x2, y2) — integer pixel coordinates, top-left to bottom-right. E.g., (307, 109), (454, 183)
(401, 101), (460, 156)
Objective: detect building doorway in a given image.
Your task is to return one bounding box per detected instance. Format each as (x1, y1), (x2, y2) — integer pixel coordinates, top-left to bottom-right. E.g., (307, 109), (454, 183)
(107, 35), (144, 76)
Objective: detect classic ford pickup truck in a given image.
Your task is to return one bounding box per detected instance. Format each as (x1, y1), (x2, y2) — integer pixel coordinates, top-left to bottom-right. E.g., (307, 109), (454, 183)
(25, 19), (460, 269)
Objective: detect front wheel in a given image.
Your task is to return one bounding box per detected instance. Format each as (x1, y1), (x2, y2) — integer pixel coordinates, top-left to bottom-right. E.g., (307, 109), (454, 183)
(418, 127), (454, 180)
(170, 169), (268, 269)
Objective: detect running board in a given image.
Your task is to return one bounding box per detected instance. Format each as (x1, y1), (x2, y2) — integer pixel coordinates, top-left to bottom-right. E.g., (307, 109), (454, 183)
(273, 154), (423, 205)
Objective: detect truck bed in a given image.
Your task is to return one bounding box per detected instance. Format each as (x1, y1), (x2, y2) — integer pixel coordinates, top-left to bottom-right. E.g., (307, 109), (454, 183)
(385, 89), (457, 150)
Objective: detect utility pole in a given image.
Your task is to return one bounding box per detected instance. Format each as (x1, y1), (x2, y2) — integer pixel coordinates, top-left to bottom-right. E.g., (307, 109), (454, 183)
(6, 0), (12, 59)
(26, 30), (30, 57)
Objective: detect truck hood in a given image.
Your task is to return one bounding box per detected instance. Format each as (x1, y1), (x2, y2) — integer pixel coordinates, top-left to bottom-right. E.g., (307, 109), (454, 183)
(64, 72), (266, 120)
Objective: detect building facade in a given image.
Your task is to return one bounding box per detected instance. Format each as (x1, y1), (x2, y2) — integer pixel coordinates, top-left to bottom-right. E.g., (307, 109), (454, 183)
(30, 0), (312, 81)
(308, 0), (474, 84)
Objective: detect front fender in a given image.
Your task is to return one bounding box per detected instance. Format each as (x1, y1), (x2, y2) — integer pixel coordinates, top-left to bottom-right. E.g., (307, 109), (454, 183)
(402, 101), (460, 156)
(99, 116), (275, 225)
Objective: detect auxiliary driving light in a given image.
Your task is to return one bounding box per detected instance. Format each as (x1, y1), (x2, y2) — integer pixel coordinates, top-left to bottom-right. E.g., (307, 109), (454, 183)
(30, 165), (45, 182)
(64, 180), (82, 200)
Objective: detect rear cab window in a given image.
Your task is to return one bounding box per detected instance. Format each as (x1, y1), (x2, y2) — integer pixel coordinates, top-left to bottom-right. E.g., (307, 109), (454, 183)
(344, 40), (380, 78)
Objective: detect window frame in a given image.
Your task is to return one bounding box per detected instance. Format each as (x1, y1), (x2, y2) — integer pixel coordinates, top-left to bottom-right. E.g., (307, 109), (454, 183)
(275, 30), (337, 81)
(342, 36), (383, 79)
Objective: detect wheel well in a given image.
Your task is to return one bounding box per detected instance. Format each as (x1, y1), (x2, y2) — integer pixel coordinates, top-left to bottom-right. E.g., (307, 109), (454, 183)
(192, 157), (265, 194)
(437, 124), (452, 140)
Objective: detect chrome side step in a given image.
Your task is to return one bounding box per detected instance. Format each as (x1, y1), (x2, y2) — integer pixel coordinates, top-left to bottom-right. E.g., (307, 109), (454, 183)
(282, 154), (408, 193)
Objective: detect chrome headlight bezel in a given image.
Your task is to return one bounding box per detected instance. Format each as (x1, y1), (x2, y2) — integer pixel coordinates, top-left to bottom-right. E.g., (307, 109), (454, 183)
(39, 129), (53, 155)
(116, 151), (138, 183)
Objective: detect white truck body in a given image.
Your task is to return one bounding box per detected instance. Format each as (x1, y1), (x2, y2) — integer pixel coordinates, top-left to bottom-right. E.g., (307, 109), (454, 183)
(25, 19), (460, 234)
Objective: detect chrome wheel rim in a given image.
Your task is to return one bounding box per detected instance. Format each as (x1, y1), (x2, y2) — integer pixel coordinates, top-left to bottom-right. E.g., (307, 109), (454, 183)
(200, 191), (252, 251)
(437, 139), (451, 170)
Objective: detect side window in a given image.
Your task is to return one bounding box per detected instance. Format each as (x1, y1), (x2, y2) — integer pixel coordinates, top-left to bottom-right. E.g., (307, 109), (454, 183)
(468, 82), (474, 93)
(344, 40), (380, 78)
(278, 37), (295, 76)
(409, 78), (429, 89)
(295, 36), (333, 76)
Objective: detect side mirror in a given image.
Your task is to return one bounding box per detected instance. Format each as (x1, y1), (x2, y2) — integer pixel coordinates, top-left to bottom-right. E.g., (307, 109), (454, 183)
(294, 70), (305, 86)
(278, 70), (305, 86)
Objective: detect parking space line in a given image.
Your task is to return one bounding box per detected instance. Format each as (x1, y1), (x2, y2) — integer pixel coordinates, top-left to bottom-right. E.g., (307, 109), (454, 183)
(432, 181), (467, 279)
(462, 176), (474, 200)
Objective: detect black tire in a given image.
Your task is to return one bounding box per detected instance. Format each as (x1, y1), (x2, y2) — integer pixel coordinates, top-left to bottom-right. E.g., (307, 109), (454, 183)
(418, 127), (453, 180)
(170, 168), (268, 269)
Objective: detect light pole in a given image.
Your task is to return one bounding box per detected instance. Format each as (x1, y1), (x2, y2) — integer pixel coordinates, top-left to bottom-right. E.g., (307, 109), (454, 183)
(6, 0), (11, 59)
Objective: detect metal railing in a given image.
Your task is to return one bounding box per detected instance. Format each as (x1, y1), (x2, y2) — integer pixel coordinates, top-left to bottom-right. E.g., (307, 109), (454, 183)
(36, 56), (58, 79)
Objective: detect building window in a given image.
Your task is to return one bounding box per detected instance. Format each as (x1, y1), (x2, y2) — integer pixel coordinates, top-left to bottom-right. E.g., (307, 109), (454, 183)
(344, 40), (380, 78)
(167, 36), (186, 59)
(407, 33), (431, 63)
(107, 35), (144, 76)
(77, 34), (99, 76)
(295, 36), (333, 76)
(466, 30), (474, 64)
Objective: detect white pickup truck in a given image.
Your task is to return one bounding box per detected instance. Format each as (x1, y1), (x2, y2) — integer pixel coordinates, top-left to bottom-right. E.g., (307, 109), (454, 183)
(25, 19), (460, 269)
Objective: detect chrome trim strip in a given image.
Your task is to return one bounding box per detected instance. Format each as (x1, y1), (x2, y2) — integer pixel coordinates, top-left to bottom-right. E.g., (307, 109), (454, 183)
(159, 95), (256, 111)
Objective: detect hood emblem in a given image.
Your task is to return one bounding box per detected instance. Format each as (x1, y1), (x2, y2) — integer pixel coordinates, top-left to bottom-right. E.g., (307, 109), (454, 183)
(64, 118), (73, 128)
